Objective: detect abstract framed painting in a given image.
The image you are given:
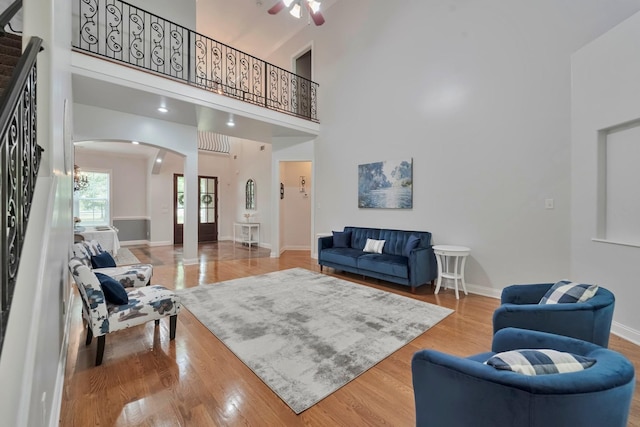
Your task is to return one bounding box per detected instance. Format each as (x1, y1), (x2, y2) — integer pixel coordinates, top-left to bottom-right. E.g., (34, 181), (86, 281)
(358, 159), (413, 209)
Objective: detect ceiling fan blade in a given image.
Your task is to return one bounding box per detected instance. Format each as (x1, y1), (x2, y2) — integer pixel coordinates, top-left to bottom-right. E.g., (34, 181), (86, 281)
(305, 3), (325, 25)
(268, 1), (286, 15)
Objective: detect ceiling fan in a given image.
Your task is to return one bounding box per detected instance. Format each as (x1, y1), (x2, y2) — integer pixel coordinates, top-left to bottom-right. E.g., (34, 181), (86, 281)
(268, 0), (325, 26)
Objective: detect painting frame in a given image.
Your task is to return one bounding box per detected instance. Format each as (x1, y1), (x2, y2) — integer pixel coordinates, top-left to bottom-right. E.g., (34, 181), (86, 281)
(358, 158), (413, 209)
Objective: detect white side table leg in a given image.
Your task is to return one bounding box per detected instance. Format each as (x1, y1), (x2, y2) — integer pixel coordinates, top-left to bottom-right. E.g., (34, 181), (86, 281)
(434, 252), (443, 295)
(453, 255), (460, 299)
(460, 255), (468, 296)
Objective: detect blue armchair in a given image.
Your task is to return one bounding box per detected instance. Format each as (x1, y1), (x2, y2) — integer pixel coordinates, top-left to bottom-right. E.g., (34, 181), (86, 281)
(412, 328), (635, 427)
(493, 283), (615, 347)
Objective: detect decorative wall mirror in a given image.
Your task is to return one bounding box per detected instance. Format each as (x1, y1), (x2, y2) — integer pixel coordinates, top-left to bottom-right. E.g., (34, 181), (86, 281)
(246, 179), (256, 210)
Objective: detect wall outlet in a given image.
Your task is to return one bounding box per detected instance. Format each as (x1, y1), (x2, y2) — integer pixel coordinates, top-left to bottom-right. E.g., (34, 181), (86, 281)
(545, 198), (554, 209)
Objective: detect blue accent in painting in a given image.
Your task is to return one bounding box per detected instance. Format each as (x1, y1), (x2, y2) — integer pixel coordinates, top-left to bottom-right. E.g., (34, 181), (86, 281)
(358, 159), (413, 209)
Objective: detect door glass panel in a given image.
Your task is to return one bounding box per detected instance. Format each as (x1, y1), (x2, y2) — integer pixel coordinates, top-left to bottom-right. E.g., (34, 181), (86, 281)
(176, 176), (184, 225)
(200, 177), (216, 224)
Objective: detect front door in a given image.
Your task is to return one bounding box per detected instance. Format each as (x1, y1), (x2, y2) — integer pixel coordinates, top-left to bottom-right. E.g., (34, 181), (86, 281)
(174, 174), (218, 244)
(198, 176), (218, 242)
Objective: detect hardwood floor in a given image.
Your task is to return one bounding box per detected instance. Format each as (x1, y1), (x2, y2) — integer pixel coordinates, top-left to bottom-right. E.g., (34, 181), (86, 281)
(60, 242), (640, 426)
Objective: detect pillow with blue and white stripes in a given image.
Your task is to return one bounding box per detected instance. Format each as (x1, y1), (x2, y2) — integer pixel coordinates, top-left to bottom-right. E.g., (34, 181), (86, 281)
(539, 280), (598, 304)
(485, 349), (596, 376)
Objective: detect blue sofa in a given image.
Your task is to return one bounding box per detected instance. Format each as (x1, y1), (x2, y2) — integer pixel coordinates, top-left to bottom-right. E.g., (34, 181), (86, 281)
(318, 226), (437, 292)
(493, 283), (615, 347)
(412, 327), (636, 427)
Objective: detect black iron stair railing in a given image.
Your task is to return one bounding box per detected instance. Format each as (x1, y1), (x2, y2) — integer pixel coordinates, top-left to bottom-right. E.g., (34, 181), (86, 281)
(0, 27), (44, 356)
(74, 0), (318, 122)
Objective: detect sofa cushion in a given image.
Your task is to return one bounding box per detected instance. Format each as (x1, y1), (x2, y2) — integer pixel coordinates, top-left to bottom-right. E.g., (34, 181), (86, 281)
(321, 248), (364, 268)
(485, 349), (596, 376)
(403, 235), (420, 257)
(539, 280), (599, 304)
(95, 272), (129, 305)
(91, 251), (117, 269)
(332, 231), (352, 248)
(358, 253), (409, 278)
(363, 238), (385, 254)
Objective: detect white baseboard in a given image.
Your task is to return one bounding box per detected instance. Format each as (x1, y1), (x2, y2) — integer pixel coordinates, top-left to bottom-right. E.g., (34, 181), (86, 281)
(611, 321), (640, 346)
(49, 289), (75, 427)
(120, 240), (148, 246)
(465, 282), (502, 299)
(281, 245), (311, 252)
(149, 240), (172, 247)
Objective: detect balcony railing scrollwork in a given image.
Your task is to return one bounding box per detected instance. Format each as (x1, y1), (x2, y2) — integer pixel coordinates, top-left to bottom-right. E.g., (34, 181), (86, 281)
(73, 0), (319, 122)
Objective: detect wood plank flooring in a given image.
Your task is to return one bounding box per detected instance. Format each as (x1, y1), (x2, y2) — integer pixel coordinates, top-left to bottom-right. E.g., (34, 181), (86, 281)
(60, 242), (640, 426)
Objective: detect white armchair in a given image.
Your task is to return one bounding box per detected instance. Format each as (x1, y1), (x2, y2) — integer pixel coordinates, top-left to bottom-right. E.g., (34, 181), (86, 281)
(68, 258), (181, 365)
(73, 240), (152, 288)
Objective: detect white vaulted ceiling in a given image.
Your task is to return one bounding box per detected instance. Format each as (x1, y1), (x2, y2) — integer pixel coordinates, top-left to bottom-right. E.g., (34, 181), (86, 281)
(195, 0), (339, 59)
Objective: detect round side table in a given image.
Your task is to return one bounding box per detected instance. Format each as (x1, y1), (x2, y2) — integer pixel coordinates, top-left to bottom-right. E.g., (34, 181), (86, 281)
(433, 245), (470, 299)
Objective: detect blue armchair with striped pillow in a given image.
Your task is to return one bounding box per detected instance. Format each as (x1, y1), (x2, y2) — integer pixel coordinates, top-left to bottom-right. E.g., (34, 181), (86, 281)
(492, 281), (615, 347)
(412, 328), (635, 427)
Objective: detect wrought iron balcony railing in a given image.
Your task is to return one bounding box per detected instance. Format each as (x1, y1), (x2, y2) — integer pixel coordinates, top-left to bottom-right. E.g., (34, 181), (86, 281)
(73, 0), (318, 122)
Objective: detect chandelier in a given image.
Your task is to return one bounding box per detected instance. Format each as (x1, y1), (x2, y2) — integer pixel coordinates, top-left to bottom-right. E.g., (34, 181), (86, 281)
(73, 164), (89, 192)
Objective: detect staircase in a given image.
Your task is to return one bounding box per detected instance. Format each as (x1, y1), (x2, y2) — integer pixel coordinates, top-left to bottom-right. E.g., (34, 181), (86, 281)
(0, 30), (42, 358)
(0, 32), (21, 97)
(0, 31), (22, 355)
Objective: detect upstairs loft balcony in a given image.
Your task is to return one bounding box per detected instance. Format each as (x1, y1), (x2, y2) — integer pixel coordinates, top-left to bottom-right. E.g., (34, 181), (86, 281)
(72, 0), (319, 122)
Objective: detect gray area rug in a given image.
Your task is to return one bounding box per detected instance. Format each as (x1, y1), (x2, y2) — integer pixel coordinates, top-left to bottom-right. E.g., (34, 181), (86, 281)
(176, 268), (453, 414)
(113, 248), (140, 265)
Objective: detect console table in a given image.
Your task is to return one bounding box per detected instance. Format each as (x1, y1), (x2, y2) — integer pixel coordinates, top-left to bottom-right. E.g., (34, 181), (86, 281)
(233, 222), (260, 250)
(433, 245), (470, 299)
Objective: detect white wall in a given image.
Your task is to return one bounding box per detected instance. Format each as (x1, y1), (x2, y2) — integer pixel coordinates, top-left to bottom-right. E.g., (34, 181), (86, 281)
(0, 0), (74, 425)
(571, 11), (640, 343)
(75, 150), (149, 219)
(129, 0), (196, 28)
(233, 138), (272, 249)
(73, 104), (200, 261)
(268, 0), (640, 295)
(281, 161), (312, 250)
(150, 151), (181, 245)
(199, 151), (236, 240)
(148, 149), (237, 245)
(270, 139), (314, 255)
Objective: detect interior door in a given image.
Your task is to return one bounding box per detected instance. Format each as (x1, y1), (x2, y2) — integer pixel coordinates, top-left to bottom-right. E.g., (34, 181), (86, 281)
(295, 49), (312, 118)
(174, 174), (218, 244)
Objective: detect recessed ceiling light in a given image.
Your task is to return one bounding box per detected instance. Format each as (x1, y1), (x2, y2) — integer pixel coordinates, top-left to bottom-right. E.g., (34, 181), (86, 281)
(227, 114), (235, 127)
(157, 107), (168, 113)
(132, 141), (139, 145)
(156, 158), (162, 163)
